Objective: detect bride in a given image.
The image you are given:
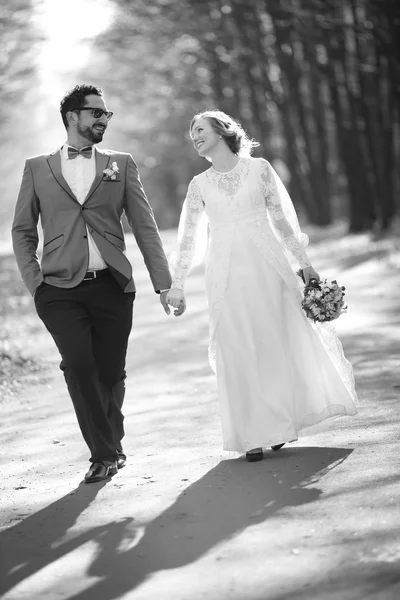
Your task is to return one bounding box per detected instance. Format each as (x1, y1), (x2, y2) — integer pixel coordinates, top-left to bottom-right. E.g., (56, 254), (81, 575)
(166, 110), (357, 462)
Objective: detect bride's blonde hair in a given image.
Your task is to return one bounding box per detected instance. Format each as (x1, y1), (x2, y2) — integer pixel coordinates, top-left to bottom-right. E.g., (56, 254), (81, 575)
(190, 110), (259, 157)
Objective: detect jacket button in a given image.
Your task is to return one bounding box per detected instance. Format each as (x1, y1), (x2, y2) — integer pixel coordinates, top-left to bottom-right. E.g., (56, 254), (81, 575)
(83, 234), (87, 239)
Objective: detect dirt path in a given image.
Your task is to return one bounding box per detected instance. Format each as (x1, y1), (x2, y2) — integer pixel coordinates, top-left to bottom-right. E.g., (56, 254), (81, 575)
(1, 230), (400, 600)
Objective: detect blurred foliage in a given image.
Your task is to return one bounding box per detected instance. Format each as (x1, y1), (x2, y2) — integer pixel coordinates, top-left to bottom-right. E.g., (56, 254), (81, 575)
(0, 254), (47, 402)
(0, 0), (42, 228)
(88, 0), (400, 232)
(1, 0), (399, 234)
(0, 1), (46, 395)
(0, 0), (40, 123)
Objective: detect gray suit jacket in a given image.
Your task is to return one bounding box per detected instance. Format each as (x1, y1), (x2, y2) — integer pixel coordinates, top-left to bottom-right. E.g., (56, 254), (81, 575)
(11, 147), (172, 296)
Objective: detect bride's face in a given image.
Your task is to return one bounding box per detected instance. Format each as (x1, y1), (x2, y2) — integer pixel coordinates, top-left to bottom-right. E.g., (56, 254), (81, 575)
(191, 118), (220, 157)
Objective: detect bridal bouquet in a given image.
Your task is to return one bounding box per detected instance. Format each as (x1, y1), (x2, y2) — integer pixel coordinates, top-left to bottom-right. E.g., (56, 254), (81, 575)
(297, 271), (347, 322)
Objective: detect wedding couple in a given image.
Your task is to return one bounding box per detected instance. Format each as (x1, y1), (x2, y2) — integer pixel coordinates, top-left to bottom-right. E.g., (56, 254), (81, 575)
(12, 84), (357, 483)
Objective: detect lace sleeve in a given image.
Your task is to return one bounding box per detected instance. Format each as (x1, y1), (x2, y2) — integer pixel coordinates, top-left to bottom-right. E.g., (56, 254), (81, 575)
(260, 158), (311, 268)
(170, 178), (207, 290)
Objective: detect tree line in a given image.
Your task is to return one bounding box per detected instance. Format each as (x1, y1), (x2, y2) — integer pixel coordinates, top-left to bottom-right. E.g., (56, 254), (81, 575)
(93, 0), (399, 232)
(2, 0), (398, 233)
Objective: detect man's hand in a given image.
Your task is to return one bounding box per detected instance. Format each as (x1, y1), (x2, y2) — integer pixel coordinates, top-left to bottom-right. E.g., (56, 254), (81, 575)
(302, 266), (320, 285)
(160, 290), (171, 315)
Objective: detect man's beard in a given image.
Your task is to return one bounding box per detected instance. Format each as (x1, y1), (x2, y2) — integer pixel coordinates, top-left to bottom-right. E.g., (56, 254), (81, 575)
(77, 123), (104, 144)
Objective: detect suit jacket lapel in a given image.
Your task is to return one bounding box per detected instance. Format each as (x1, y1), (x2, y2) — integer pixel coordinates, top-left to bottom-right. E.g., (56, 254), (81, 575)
(83, 149), (110, 204)
(47, 151), (78, 202)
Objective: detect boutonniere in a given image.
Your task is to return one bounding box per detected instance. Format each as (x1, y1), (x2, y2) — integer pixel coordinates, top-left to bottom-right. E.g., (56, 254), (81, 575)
(103, 161), (120, 180)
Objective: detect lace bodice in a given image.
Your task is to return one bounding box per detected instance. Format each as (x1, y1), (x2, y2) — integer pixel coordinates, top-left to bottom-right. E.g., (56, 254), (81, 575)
(171, 157), (311, 289)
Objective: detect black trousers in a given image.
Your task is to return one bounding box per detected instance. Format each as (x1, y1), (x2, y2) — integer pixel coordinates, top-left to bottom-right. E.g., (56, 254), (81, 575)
(34, 270), (135, 463)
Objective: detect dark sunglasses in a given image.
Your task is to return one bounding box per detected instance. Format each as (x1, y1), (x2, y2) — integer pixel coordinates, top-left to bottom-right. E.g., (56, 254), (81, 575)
(74, 107), (114, 121)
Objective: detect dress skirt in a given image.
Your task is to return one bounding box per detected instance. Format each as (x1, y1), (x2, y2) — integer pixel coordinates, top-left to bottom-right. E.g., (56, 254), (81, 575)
(214, 233), (357, 453)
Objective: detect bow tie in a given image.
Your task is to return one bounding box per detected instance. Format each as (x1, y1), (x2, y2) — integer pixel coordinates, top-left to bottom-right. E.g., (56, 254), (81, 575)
(67, 145), (93, 159)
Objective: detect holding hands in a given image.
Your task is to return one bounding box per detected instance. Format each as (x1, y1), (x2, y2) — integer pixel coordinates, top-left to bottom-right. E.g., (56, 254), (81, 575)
(165, 288), (186, 317)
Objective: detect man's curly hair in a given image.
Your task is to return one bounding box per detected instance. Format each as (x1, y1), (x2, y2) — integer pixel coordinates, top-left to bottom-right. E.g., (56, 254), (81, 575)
(60, 84), (103, 129)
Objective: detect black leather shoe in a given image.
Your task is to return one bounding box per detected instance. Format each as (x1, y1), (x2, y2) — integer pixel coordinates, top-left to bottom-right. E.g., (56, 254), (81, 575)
(84, 461), (118, 483)
(246, 448), (264, 462)
(271, 443), (285, 451)
(116, 450), (127, 470)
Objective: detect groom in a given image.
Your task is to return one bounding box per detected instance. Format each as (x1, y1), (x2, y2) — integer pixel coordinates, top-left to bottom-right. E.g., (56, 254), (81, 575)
(12, 84), (174, 483)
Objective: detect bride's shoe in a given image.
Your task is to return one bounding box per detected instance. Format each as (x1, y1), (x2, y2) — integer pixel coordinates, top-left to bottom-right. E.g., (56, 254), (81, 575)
(246, 447), (263, 462)
(271, 443), (285, 451)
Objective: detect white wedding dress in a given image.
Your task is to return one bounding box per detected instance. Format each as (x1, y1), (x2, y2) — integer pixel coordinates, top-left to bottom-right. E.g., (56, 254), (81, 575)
(172, 157), (357, 452)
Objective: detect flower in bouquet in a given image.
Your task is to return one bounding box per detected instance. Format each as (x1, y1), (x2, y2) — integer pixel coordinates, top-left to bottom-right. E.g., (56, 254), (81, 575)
(297, 271), (347, 323)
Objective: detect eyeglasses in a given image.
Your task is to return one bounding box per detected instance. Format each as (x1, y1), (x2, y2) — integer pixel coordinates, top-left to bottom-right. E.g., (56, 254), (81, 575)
(74, 107), (114, 120)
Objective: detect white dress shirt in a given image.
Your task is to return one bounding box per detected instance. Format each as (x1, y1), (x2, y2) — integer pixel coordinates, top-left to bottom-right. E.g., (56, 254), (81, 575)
(61, 143), (106, 271)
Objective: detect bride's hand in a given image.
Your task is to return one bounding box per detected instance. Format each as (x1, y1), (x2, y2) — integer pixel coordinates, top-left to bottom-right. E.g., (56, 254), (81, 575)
(173, 298), (186, 317)
(302, 266), (320, 285)
(166, 288), (185, 308)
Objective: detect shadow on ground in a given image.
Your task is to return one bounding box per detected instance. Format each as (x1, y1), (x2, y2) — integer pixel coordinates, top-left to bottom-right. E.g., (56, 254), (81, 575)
(0, 480), (109, 596)
(270, 563), (400, 600)
(0, 447), (352, 599)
